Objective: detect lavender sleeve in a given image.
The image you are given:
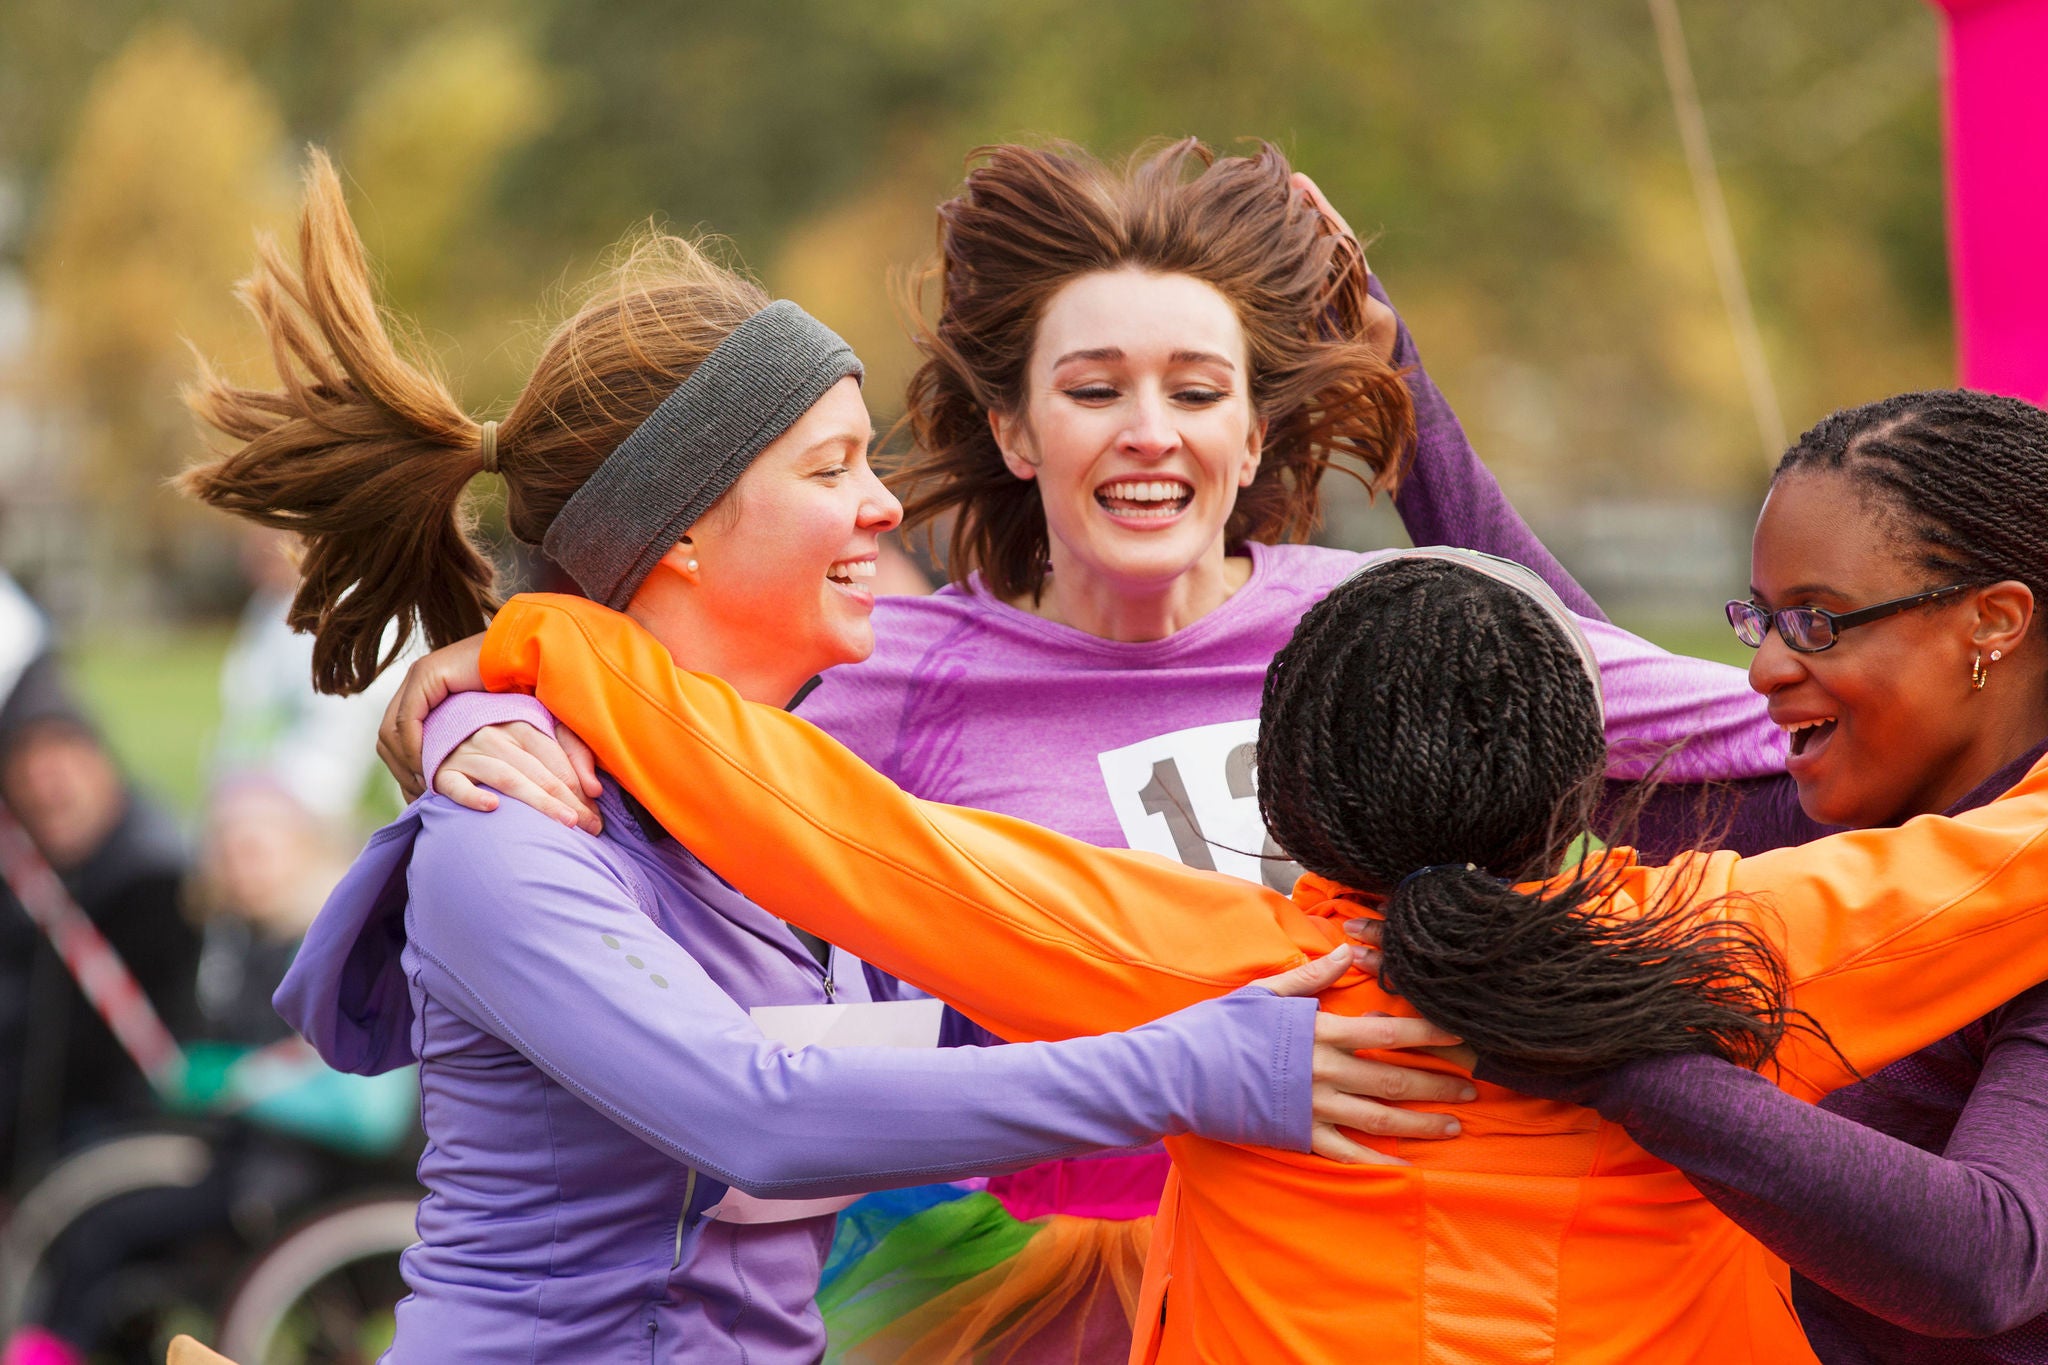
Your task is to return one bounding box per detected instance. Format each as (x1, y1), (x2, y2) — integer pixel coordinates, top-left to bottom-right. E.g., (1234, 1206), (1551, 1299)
(403, 799), (1314, 1198)
(1482, 993), (2048, 1337)
(1375, 276), (1604, 623)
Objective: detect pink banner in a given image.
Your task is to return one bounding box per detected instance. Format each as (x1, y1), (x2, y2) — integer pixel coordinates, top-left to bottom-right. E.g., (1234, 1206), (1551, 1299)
(1930, 0), (2048, 401)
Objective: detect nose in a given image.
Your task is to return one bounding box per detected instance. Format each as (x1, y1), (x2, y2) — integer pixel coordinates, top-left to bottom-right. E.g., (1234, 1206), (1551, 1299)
(858, 464), (903, 533)
(1118, 390), (1181, 460)
(1746, 627), (1805, 698)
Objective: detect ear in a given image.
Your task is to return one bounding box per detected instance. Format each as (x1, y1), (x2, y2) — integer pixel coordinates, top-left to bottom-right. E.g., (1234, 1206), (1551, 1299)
(988, 407), (1039, 482)
(1239, 417), (1268, 488)
(647, 537), (702, 587)
(1971, 580), (2034, 657)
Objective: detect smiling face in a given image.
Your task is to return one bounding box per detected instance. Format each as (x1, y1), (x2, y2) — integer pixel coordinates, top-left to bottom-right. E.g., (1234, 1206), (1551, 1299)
(1746, 468), (2028, 826)
(630, 375), (902, 701)
(991, 268), (1264, 600)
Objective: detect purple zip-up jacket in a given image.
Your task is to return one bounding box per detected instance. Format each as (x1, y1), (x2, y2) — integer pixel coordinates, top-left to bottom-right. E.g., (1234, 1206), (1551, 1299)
(276, 782), (1314, 1363)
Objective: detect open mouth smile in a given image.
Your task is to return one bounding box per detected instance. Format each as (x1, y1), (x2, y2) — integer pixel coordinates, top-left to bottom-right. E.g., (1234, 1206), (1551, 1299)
(1095, 478), (1194, 522)
(1779, 714), (1838, 771)
(825, 557), (877, 593)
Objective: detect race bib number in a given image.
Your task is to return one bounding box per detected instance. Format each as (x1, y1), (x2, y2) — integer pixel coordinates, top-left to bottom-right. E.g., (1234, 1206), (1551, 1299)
(1097, 719), (1302, 894)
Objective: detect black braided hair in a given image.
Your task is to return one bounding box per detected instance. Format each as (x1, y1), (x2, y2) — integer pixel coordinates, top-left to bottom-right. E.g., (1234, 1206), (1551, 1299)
(1775, 389), (2048, 608)
(1257, 560), (1793, 1074)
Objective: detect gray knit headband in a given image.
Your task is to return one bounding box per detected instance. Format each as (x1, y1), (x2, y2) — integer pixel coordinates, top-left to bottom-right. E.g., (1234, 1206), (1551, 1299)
(1352, 548), (1605, 723)
(541, 300), (864, 609)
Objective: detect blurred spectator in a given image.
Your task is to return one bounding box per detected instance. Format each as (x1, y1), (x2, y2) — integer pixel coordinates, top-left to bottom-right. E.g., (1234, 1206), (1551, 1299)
(0, 572), (194, 1182)
(209, 528), (404, 823)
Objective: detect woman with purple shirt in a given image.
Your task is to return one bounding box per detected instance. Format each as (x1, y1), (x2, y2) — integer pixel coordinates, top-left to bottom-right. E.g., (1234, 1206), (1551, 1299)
(177, 151), (1465, 1364)
(409, 141), (1786, 1361)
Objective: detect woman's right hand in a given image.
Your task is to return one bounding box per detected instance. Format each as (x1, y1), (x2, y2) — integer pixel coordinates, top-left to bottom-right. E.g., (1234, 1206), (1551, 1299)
(377, 634), (489, 797)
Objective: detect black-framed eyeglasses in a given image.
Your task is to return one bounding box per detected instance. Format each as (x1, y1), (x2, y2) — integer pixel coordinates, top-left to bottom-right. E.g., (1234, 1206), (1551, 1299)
(1724, 583), (1973, 654)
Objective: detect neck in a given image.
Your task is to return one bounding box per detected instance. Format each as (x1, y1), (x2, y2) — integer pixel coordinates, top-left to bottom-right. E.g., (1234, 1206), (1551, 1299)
(625, 597), (813, 709)
(1024, 539), (1253, 642)
(1905, 694), (2048, 821)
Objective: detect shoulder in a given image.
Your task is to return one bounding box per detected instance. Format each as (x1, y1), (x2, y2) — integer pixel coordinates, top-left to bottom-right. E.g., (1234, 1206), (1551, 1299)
(406, 795), (638, 917)
(1246, 542), (1393, 599)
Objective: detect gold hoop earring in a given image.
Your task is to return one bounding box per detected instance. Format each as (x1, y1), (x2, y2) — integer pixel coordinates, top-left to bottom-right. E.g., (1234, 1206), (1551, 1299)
(1971, 651), (1990, 691)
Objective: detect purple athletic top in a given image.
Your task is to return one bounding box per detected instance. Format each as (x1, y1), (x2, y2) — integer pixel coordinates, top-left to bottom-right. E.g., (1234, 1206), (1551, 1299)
(277, 782), (1314, 1362)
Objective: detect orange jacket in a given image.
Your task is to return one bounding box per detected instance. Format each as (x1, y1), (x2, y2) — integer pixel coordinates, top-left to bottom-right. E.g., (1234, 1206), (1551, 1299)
(479, 594), (2048, 1365)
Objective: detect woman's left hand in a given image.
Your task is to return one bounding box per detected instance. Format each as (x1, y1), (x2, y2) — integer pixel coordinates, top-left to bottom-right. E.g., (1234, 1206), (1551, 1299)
(1290, 171), (1399, 365)
(1340, 919), (1481, 1073)
(1256, 946), (1478, 1165)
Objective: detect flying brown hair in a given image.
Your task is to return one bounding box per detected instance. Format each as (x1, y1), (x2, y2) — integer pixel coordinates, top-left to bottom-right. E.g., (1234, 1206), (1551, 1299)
(895, 138), (1418, 601)
(182, 148), (768, 695)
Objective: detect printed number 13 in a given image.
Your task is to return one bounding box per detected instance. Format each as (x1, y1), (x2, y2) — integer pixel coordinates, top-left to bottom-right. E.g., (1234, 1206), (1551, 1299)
(1136, 743), (1299, 894)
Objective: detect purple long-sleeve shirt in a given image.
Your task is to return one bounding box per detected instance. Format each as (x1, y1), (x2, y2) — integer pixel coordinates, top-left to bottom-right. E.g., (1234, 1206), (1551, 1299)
(276, 781), (1314, 1363)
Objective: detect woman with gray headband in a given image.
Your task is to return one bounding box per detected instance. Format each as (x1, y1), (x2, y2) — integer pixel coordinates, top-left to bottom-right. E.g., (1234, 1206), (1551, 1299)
(178, 150), (1461, 1364)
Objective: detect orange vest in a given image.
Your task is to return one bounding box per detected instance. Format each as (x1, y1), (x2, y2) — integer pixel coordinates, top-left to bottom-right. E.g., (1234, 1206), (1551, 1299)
(481, 594), (2048, 1364)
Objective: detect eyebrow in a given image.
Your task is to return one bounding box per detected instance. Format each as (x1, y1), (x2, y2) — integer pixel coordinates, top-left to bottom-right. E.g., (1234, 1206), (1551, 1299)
(1049, 346), (1237, 370)
(1749, 582), (1845, 602)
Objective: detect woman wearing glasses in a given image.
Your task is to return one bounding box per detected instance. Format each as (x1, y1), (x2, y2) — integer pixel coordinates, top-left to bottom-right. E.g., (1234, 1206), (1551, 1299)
(1473, 388), (2048, 1362)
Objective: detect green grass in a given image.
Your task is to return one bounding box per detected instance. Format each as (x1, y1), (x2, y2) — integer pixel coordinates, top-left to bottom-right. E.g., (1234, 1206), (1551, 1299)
(1612, 617), (1754, 671)
(66, 626), (235, 816)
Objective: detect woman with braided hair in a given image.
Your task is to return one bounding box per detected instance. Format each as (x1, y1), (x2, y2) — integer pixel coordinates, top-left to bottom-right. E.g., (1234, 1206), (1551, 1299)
(1444, 388), (2048, 1363)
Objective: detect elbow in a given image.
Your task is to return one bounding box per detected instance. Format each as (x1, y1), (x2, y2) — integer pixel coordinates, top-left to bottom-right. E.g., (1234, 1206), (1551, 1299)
(1942, 1284), (2048, 1339)
(1887, 1262), (2048, 1339)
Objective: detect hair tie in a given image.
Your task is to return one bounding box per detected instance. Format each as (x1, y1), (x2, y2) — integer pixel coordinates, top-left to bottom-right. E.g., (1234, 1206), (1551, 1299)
(1395, 862), (1481, 895)
(477, 419), (499, 474)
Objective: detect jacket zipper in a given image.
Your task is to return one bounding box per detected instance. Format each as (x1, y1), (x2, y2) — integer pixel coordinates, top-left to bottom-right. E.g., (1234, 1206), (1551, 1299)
(673, 1167), (697, 1268)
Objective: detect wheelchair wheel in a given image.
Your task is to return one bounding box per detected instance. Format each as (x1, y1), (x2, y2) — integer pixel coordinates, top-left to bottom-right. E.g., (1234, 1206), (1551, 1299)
(0, 1130), (214, 1337)
(215, 1196), (416, 1365)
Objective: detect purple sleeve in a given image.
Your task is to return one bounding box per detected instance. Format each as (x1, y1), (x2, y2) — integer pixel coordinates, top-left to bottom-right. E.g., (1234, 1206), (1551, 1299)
(403, 799), (1315, 1197)
(1577, 615), (1786, 783)
(1609, 771), (1830, 861)
(420, 690), (560, 787)
(1376, 277), (1605, 623)
(1492, 997), (2048, 1338)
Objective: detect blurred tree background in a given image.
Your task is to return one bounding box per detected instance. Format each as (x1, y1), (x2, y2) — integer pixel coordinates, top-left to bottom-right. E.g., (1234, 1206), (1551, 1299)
(0, 0), (1951, 798)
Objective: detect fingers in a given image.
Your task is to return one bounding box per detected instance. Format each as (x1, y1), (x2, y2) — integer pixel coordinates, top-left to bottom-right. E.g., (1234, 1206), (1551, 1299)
(1314, 1012), (1462, 1053)
(507, 724), (602, 835)
(1341, 918), (1386, 978)
(1290, 170), (1358, 242)
(471, 728), (601, 831)
(1311, 1088), (1460, 1143)
(433, 768), (500, 814)
(438, 750), (587, 829)
(1314, 1049), (1476, 1106)
(1251, 944), (1353, 998)
(556, 725), (604, 801)
(379, 671), (427, 798)
(1309, 1125), (1408, 1166)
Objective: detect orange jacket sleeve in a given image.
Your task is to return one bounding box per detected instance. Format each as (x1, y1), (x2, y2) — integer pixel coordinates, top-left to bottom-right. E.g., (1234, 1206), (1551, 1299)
(480, 595), (1333, 1043)
(480, 594), (2048, 1089)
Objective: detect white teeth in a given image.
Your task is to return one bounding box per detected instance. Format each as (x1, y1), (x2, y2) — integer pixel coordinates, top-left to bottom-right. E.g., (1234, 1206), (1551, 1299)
(1097, 479), (1192, 504)
(827, 559), (877, 583)
(1778, 717), (1837, 734)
